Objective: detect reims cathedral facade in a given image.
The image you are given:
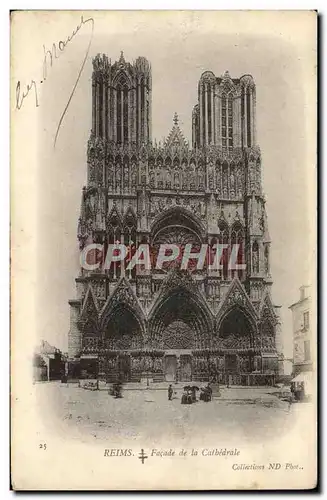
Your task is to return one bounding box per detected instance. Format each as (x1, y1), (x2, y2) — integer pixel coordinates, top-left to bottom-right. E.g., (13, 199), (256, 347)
(68, 51), (282, 385)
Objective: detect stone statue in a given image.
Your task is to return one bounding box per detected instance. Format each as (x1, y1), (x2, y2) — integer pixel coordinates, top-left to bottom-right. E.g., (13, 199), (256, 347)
(166, 169), (171, 188)
(252, 248), (259, 274)
(198, 171), (204, 189)
(230, 169), (235, 194)
(174, 171), (180, 189)
(264, 247), (269, 274)
(149, 171), (155, 188)
(124, 165), (129, 188)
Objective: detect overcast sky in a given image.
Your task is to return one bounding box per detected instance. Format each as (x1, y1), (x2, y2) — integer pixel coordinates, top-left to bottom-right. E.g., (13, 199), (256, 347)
(30, 11), (316, 357)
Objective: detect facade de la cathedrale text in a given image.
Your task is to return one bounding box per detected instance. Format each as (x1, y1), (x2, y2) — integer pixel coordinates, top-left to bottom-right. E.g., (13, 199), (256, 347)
(68, 52), (282, 385)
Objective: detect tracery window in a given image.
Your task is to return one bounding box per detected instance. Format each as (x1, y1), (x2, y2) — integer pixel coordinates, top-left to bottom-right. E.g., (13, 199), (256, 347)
(218, 221), (229, 280)
(140, 77), (145, 143)
(264, 245), (269, 275)
(123, 85), (128, 143)
(246, 87), (251, 147)
(252, 241), (259, 275)
(222, 92), (233, 151)
(231, 222), (245, 280)
(241, 86), (252, 147)
(116, 76), (129, 144)
(124, 210), (137, 280)
(208, 84), (212, 144)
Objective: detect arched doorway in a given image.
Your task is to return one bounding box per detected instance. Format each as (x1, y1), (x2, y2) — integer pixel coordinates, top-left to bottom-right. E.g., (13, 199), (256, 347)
(162, 320), (194, 382)
(149, 286), (212, 381)
(104, 305), (143, 350)
(103, 304), (144, 382)
(218, 307), (255, 382)
(149, 288), (211, 347)
(261, 317), (275, 350)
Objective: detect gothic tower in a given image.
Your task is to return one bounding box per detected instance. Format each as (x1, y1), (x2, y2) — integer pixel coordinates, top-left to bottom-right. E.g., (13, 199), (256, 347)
(192, 70), (256, 149)
(92, 51), (152, 145)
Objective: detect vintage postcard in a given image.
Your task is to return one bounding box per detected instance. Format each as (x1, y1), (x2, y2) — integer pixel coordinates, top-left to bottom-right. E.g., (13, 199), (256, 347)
(11, 10), (317, 490)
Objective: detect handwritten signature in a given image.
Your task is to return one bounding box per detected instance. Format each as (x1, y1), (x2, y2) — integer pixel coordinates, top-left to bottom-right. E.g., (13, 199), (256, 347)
(15, 15), (94, 147)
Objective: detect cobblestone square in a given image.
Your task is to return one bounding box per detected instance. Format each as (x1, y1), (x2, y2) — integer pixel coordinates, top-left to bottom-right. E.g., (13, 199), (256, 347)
(36, 382), (311, 448)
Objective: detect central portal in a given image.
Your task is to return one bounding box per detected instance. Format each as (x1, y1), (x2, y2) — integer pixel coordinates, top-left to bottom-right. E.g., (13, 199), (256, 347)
(164, 355), (177, 381)
(225, 354), (238, 373)
(118, 354), (131, 382)
(180, 354), (192, 381)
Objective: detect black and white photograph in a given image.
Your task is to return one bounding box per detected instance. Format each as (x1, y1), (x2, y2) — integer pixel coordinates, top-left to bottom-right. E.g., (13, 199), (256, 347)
(11, 10), (317, 490)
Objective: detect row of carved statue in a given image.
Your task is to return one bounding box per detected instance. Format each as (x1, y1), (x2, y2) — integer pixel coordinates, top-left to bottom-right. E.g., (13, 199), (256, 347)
(82, 334), (276, 352)
(88, 159), (261, 197)
(94, 353), (268, 375)
(87, 134), (261, 159)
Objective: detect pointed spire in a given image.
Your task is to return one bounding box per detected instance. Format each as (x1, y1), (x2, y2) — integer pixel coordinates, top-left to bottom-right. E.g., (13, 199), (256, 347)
(164, 114), (188, 149)
(118, 50), (125, 65)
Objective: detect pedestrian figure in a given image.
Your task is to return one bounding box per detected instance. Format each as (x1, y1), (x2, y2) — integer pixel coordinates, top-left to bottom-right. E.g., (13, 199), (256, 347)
(191, 385), (199, 402)
(168, 384), (173, 401)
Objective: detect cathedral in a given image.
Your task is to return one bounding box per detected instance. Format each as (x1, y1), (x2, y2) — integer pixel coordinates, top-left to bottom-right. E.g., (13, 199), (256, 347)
(68, 51), (282, 385)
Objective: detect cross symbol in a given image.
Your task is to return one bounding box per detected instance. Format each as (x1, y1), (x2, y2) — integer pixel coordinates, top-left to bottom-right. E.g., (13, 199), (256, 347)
(138, 449), (148, 464)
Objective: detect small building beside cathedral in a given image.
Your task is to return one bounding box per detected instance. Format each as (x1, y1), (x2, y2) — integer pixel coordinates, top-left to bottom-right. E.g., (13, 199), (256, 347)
(289, 285), (313, 376)
(68, 52), (281, 385)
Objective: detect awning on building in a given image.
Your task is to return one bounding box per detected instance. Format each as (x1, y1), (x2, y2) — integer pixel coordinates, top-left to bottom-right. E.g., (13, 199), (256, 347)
(291, 371), (314, 395)
(292, 372), (314, 394)
(291, 371), (313, 383)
